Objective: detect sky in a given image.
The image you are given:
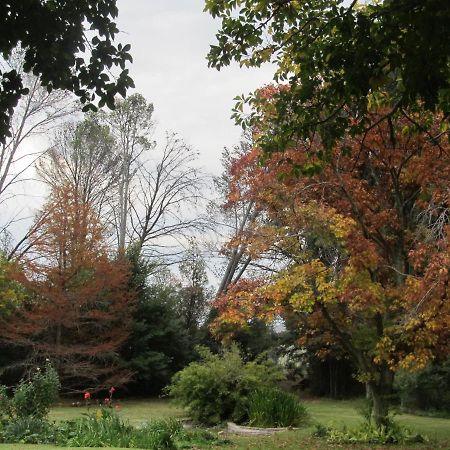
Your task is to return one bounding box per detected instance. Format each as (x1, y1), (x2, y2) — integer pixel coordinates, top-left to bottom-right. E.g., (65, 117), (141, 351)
(114, 0), (274, 175)
(3, 1), (275, 279)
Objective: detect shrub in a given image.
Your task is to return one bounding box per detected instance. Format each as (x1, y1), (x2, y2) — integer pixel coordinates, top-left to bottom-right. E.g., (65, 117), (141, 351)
(58, 408), (135, 448)
(247, 387), (307, 427)
(4, 361), (60, 420)
(0, 362), (60, 445)
(166, 345), (285, 425)
(0, 417), (56, 444)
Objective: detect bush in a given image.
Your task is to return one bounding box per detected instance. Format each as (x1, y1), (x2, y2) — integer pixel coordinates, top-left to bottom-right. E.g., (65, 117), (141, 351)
(0, 417), (56, 444)
(247, 387), (307, 427)
(166, 345), (285, 425)
(0, 362), (60, 445)
(1, 361), (60, 420)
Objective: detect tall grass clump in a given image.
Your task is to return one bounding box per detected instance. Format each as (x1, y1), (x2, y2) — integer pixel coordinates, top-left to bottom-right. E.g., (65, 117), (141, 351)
(247, 387), (308, 427)
(58, 408), (180, 449)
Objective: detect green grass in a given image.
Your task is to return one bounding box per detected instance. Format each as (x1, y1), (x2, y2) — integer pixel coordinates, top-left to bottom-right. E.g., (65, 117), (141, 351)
(48, 398), (184, 425)
(0, 398), (448, 450)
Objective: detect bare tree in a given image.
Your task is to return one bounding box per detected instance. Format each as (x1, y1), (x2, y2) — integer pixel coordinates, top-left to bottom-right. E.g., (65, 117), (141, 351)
(0, 50), (77, 206)
(210, 139), (259, 297)
(129, 132), (207, 260)
(102, 93), (155, 253)
(36, 114), (121, 220)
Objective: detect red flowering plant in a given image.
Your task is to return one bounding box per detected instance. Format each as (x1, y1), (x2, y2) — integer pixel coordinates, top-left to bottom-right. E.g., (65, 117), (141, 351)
(83, 391), (91, 407)
(103, 386), (116, 407)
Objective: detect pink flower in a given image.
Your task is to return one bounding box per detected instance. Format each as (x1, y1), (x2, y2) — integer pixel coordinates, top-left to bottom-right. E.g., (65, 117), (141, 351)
(84, 392), (91, 400)
(109, 386), (116, 395)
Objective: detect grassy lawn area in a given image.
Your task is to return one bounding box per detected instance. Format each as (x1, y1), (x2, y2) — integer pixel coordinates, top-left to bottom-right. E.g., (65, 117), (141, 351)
(0, 398), (448, 450)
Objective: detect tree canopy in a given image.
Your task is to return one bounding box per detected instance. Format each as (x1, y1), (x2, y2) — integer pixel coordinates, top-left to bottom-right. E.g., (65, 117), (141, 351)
(213, 108), (450, 426)
(205, 0), (450, 152)
(0, 0), (134, 143)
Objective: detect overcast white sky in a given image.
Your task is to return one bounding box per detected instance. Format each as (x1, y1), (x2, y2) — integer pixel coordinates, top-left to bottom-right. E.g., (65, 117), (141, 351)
(115, 0), (274, 175)
(3, 2), (275, 270)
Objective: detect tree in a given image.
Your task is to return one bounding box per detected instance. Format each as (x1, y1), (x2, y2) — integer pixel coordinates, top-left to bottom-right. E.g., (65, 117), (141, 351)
(103, 93), (155, 253)
(36, 114), (121, 220)
(0, 184), (133, 392)
(121, 246), (191, 395)
(178, 240), (212, 340)
(0, 50), (76, 207)
(0, 254), (27, 382)
(206, 0), (450, 152)
(212, 110), (450, 426)
(211, 140), (259, 297)
(129, 132), (207, 260)
(0, 1), (134, 143)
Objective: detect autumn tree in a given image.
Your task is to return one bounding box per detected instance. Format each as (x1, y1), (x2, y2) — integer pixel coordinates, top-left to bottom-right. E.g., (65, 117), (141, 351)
(211, 139), (259, 297)
(213, 110), (450, 427)
(0, 185), (133, 392)
(206, 0), (450, 152)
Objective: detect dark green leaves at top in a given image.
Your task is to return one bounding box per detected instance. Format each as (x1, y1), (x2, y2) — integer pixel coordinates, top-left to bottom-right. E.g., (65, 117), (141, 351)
(206, 0), (450, 152)
(0, 0), (134, 143)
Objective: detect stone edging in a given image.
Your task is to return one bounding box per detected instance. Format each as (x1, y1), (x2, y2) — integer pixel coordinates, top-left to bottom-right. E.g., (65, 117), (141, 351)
(227, 422), (296, 436)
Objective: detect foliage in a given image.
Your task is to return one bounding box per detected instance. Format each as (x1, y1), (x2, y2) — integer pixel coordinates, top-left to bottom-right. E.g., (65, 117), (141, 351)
(206, 0), (450, 152)
(178, 240), (212, 339)
(167, 345), (285, 425)
(122, 247), (192, 395)
(0, 362), (59, 421)
(212, 110), (450, 427)
(315, 421), (426, 445)
(57, 407), (227, 449)
(0, 254), (24, 318)
(0, 185), (133, 391)
(36, 113), (120, 216)
(0, 417), (56, 445)
(247, 387), (308, 428)
(102, 93), (155, 254)
(0, 362), (59, 445)
(395, 359), (450, 413)
(0, 1), (134, 143)
(10, 363), (60, 420)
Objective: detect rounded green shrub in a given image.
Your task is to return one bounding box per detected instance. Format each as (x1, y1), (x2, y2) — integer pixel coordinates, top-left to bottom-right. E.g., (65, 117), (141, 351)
(166, 345), (285, 425)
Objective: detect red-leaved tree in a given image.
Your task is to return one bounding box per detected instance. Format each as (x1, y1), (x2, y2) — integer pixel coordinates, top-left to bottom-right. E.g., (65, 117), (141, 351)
(213, 107), (450, 426)
(0, 185), (133, 392)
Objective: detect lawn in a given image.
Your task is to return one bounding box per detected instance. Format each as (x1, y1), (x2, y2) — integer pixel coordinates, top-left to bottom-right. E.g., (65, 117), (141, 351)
(1, 398), (449, 450)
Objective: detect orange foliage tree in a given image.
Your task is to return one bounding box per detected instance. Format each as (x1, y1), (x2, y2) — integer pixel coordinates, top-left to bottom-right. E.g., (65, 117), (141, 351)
(213, 109), (450, 426)
(0, 185), (133, 392)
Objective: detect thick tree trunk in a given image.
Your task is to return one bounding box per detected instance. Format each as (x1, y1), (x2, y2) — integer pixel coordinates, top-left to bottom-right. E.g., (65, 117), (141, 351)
(369, 367), (394, 427)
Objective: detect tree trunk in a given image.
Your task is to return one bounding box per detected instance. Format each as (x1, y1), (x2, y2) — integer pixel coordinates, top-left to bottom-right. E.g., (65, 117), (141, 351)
(369, 367), (394, 427)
